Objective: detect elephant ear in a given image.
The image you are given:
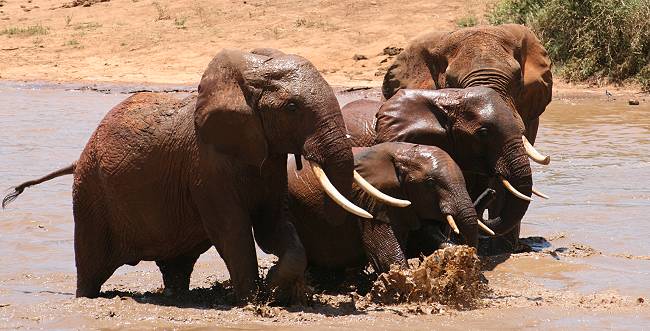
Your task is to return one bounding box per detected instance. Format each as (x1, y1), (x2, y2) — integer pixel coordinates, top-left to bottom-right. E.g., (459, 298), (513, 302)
(382, 31), (448, 100)
(374, 90), (455, 152)
(353, 146), (417, 228)
(501, 24), (553, 121)
(194, 49), (269, 167)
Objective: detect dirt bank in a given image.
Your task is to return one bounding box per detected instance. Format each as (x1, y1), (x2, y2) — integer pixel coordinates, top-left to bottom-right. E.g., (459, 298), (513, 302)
(0, 0), (501, 86)
(2, 0), (647, 97)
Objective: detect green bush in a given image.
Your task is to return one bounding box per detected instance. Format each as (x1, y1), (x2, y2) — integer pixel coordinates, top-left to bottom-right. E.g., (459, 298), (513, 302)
(488, 0), (650, 91)
(456, 15), (478, 28)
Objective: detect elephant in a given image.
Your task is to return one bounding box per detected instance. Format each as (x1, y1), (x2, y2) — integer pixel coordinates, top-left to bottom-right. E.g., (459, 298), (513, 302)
(2, 49), (383, 303)
(382, 24), (553, 152)
(340, 87), (546, 253)
(287, 142), (495, 274)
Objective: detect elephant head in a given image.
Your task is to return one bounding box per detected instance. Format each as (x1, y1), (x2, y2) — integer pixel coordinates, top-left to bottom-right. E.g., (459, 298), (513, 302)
(287, 142), (487, 273)
(353, 142), (489, 248)
(382, 24), (552, 149)
(374, 87), (533, 235)
(194, 49), (395, 223)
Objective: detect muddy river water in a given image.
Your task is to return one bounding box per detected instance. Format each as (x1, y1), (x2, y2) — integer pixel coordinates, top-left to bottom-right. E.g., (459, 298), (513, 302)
(0, 82), (649, 329)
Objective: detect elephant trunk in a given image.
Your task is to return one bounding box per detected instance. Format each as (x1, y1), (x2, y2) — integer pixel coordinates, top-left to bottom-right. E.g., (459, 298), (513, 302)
(454, 202), (480, 248)
(303, 112), (356, 223)
(483, 138), (532, 234)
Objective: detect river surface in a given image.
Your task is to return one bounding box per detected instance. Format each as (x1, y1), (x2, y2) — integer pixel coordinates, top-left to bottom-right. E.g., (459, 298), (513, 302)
(0, 83), (649, 329)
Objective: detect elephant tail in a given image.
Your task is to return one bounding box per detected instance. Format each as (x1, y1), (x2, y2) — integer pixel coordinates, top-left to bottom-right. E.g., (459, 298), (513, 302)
(2, 161), (77, 209)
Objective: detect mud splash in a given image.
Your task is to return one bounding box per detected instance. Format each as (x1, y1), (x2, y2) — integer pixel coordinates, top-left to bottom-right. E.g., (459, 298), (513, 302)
(368, 246), (486, 307)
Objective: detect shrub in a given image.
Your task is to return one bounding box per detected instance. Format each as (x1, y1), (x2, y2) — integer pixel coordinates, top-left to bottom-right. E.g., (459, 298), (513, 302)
(488, 0), (650, 91)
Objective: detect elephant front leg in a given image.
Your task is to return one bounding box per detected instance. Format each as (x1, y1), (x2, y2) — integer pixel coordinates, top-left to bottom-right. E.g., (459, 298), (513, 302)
(196, 198), (260, 304)
(253, 210), (307, 305)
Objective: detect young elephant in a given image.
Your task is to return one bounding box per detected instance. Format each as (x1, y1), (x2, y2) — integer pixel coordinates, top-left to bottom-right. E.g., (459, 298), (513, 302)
(2, 49), (378, 303)
(287, 142), (491, 273)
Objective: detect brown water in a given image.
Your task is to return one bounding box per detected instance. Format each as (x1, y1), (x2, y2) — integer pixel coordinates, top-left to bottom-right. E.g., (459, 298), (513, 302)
(1, 84), (649, 329)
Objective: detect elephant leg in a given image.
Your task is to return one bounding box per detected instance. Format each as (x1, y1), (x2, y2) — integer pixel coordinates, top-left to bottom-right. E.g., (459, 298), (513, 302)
(156, 242), (209, 296)
(253, 212), (307, 300)
(358, 219), (407, 273)
(198, 204), (259, 303)
(75, 251), (118, 298)
(73, 204), (119, 298)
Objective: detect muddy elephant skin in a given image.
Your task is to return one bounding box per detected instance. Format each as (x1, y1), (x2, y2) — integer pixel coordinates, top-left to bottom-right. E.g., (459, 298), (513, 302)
(382, 24), (552, 143)
(3, 49), (361, 303)
(288, 142), (480, 273)
(342, 87), (532, 245)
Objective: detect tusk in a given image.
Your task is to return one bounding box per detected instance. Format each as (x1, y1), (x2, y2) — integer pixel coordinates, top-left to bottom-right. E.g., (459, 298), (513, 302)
(500, 177), (533, 202)
(523, 136), (550, 165)
(477, 220), (495, 235)
(532, 187), (550, 199)
(309, 162), (373, 219)
(446, 215), (460, 234)
(353, 171), (411, 207)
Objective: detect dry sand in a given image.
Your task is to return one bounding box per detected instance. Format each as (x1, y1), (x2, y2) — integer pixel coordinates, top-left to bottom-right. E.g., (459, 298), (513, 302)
(2, 0), (646, 96)
(0, 0), (500, 86)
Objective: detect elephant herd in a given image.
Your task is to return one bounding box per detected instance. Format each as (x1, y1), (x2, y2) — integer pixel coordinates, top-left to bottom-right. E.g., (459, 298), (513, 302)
(3, 24), (553, 305)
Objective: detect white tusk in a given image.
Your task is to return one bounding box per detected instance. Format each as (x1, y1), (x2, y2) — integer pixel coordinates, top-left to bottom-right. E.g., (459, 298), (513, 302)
(477, 220), (495, 235)
(309, 162), (373, 219)
(353, 170), (411, 207)
(500, 177), (533, 202)
(532, 187), (550, 199)
(446, 215), (460, 234)
(523, 136), (550, 165)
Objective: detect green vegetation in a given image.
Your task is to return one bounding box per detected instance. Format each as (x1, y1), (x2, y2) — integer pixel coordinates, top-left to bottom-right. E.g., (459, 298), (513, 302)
(456, 15), (478, 28)
(488, 0), (650, 90)
(174, 16), (187, 29)
(73, 22), (102, 30)
(0, 24), (48, 37)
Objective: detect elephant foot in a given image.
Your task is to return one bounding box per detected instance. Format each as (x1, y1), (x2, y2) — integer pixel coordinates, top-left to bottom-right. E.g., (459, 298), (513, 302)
(266, 265), (309, 305)
(265, 249), (309, 305)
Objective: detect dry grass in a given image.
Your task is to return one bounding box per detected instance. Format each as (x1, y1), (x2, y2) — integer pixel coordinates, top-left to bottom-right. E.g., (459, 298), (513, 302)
(0, 24), (48, 37)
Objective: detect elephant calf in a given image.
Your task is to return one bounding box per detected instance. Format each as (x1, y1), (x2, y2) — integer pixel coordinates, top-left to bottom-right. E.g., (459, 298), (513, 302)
(287, 142), (493, 273)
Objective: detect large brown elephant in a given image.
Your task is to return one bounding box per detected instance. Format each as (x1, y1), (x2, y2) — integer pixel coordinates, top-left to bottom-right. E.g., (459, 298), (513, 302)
(341, 87), (540, 252)
(287, 142), (493, 273)
(2, 49), (376, 303)
(382, 24), (553, 150)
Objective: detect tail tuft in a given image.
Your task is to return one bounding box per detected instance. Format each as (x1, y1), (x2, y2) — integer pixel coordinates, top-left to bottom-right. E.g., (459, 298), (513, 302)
(2, 186), (26, 209)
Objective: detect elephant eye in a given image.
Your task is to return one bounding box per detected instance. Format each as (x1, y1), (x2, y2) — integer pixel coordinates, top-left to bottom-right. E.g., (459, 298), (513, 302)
(477, 127), (488, 137)
(284, 101), (298, 112)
